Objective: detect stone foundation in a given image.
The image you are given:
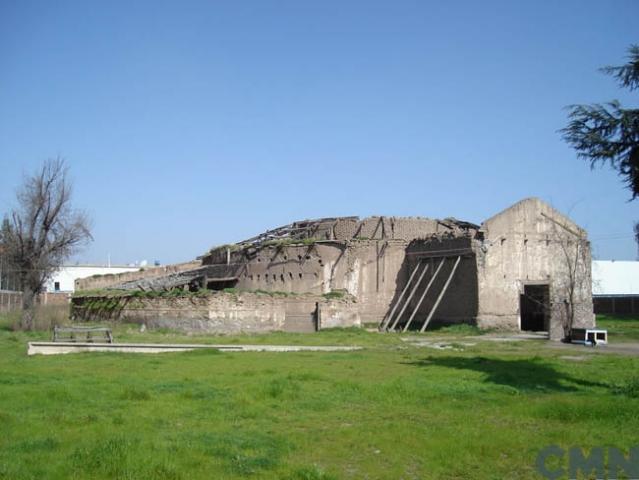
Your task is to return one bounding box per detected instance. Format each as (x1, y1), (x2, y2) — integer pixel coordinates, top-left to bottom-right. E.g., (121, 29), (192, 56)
(71, 291), (360, 334)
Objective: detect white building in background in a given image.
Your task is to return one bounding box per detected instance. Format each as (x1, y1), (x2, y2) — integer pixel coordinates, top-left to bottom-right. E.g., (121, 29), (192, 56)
(592, 260), (639, 315)
(44, 265), (140, 293)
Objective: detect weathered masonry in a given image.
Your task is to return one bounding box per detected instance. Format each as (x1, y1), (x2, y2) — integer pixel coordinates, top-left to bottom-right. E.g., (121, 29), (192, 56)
(381, 199), (594, 340)
(74, 198), (595, 339)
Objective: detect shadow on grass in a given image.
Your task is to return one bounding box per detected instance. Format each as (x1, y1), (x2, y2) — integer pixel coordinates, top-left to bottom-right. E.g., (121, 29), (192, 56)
(407, 356), (609, 393)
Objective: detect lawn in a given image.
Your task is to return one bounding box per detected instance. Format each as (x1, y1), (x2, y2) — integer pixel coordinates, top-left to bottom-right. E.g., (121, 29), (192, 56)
(596, 314), (639, 342)
(0, 315), (638, 479)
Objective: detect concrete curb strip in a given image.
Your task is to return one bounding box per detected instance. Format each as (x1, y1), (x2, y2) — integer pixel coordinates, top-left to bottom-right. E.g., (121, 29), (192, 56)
(27, 342), (362, 356)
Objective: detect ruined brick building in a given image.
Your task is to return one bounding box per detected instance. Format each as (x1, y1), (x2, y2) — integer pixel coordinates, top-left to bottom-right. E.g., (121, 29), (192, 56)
(74, 198), (594, 340)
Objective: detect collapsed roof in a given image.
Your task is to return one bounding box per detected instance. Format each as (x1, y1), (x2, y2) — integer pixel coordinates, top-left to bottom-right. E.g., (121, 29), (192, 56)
(110, 215), (480, 292)
(215, 215), (480, 251)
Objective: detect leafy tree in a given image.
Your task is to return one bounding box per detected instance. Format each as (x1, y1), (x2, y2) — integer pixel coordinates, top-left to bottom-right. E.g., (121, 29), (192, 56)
(561, 44), (639, 246)
(0, 158), (92, 330)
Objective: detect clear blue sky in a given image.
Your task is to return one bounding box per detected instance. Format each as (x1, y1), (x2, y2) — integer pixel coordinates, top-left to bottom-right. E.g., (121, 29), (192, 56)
(1, 0), (637, 265)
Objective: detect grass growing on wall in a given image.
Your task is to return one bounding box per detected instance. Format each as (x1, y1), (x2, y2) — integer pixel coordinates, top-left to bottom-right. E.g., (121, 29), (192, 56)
(74, 288), (215, 299)
(262, 237), (319, 247)
(0, 315), (637, 478)
(322, 290), (347, 300)
(222, 288), (318, 298)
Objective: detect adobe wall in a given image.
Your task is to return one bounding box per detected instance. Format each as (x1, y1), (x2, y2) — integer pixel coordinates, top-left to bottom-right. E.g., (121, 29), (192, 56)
(75, 261), (201, 291)
(402, 237), (479, 327)
(226, 240), (409, 325)
(476, 198), (594, 339)
(233, 243), (343, 295)
(201, 216), (449, 265)
(332, 217), (441, 241)
(72, 201), (592, 338)
(318, 301), (361, 329)
(382, 199), (594, 337)
(328, 240), (408, 325)
(71, 291), (360, 334)
(198, 216), (475, 325)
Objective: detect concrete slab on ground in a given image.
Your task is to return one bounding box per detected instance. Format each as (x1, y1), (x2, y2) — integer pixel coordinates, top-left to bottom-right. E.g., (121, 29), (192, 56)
(400, 331), (639, 356)
(27, 342), (362, 356)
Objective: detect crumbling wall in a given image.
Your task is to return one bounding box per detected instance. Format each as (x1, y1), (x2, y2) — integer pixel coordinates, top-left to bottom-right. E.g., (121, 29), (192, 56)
(226, 240), (409, 325)
(318, 301), (361, 329)
(401, 237), (479, 328)
(333, 216), (442, 241)
(71, 291), (360, 334)
(477, 198), (594, 339)
(93, 200), (592, 338)
(387, 218), (440, 240)
(333, 218), (360, 240)
(327, 240), (408, 324)
(75, 261), (200, 291)
(233, 243), (343, 294)
(196, 215), (475, 327)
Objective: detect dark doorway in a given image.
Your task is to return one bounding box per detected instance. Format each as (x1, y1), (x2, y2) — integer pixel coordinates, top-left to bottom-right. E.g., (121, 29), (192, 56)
(520, 284), (549, 331)
(206, 279), (238, 291)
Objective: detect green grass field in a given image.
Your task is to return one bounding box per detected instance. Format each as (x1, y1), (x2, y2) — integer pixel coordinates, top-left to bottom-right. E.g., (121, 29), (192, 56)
(596, 314), (639, 342)
(0, 315), (638, 479)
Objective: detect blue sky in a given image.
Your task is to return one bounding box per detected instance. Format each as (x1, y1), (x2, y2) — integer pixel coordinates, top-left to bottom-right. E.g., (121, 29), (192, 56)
(0, 0), (637, 265)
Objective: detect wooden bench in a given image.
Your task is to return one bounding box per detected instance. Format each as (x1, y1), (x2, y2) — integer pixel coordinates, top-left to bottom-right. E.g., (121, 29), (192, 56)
(52, 326), (114, 343)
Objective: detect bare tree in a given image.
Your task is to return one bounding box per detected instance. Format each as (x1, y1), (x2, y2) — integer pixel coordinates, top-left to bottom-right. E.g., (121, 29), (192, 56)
(0, 158), (92, 330)
(545, 213), (591, 340)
